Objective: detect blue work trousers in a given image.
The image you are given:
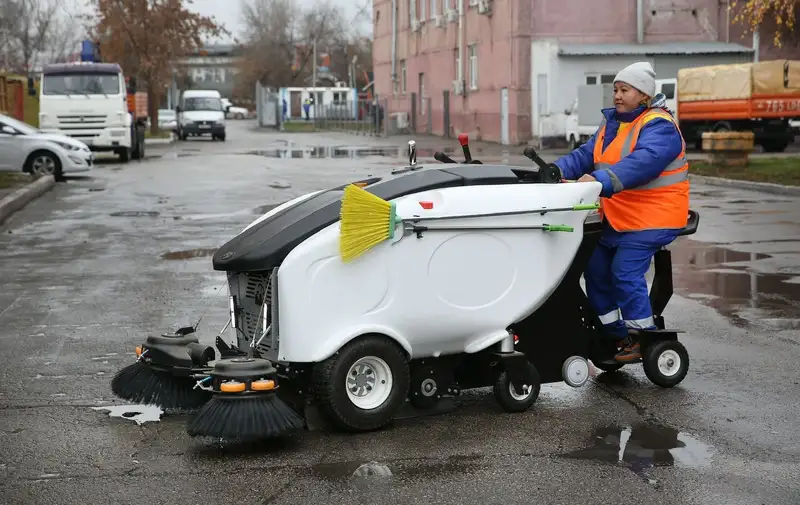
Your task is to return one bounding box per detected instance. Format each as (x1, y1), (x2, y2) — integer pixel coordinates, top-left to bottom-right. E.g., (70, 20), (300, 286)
(585, 223), (679, 338)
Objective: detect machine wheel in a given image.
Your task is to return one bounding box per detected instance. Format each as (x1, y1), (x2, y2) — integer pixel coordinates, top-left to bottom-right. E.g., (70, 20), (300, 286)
(642, 340), (690, 388)
(119, 147), (131, 162)
(312, 335), (410, 432)
(493, 361), (541, 413)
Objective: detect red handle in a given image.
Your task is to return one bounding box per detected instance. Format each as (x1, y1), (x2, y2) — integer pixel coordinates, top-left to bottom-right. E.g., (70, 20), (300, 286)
(458, 133), (469, 147)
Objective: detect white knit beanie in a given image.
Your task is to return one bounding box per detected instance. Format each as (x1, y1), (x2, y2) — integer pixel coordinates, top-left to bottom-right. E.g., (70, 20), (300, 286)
(614, 62), (656, 98)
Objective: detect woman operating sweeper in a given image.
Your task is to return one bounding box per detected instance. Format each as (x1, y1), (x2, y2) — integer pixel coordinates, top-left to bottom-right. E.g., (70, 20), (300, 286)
(550, 61), (690, 362)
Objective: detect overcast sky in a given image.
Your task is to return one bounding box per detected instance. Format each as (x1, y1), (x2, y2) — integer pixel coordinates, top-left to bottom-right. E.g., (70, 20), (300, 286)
(188, 0), (373, 43)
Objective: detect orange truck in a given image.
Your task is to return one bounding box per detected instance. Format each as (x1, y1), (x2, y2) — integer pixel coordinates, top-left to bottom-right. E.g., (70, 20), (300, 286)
(656, 59), (799, 152)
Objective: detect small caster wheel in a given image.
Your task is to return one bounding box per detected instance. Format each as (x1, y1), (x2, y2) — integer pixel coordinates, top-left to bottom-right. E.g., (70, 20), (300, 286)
(493, 361), (541, 413)
(643, 340), (689, 388)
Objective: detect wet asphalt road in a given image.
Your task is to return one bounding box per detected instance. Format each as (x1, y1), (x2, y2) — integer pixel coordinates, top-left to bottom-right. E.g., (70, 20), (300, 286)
(1, 121), (799, 505)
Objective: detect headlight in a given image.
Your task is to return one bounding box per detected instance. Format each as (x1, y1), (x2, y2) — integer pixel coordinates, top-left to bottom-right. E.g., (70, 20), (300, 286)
(53, 141), (79, 151)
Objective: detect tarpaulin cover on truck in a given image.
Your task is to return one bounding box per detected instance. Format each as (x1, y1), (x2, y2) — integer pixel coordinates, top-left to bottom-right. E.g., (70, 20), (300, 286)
(677, 63), (753, 102)
(752, 60), (800, 95)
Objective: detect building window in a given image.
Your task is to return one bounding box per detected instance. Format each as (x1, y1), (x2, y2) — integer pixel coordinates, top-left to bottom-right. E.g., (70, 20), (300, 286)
(468, 44), (477, 89)
(430, 0), (438, 18)
(409, 0), (416, 25)
(401, 60), (407, 94)
(585, 73), (615, 85)
(332, 90), (347, 103)
(661, 83), (675, 99)
(419, 72), (426, 115)
(418, 0), (426, 21)
(454, 48), (460, 79)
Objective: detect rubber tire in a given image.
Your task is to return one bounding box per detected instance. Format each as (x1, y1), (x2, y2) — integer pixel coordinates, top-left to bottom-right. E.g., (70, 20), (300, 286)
(493, 361), (541, 413)
(218, 133), (226, 142)
(312, 335), (410, 432)
(24, 150), (62, 180)
(642, 340), (690, 388)
(119, 147), (130, 162)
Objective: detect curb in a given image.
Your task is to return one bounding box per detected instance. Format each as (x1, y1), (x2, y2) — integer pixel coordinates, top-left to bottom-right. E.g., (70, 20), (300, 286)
(689, 174), (800, 197)
(145, 137), (174, 145)
(0, 175), (56, 225)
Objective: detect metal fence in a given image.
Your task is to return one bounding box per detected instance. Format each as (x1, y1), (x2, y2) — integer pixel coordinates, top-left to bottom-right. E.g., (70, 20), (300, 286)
(311, 97), (389, 137)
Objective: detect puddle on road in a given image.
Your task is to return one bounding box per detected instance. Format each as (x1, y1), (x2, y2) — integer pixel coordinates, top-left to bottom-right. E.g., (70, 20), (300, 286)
(670, 239), (800, 323)
(562, 424), (713, 485)
(311, 454), (481, 482)
(161, 248), (218, 260)
(109, 211), (160, 218)
(91, 404), (163, 425)
(170, 204), (279, 221)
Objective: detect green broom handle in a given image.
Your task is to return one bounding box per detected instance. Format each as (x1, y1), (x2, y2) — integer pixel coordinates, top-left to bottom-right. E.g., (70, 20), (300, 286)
(409, 224), (574, 233)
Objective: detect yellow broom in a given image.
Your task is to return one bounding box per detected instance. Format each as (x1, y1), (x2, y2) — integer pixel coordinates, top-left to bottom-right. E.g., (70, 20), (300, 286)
(339, 184), (402, 262)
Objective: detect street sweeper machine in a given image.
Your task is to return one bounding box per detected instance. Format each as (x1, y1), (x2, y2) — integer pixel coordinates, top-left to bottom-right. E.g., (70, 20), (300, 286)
(111, 134), (700, 441)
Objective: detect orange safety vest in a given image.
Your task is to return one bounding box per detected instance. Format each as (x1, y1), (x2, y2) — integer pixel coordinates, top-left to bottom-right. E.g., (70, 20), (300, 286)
(593, 108), (689, 232)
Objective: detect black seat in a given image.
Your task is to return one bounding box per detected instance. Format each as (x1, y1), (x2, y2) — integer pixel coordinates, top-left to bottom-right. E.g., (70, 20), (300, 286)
(677, 210), (699, 236)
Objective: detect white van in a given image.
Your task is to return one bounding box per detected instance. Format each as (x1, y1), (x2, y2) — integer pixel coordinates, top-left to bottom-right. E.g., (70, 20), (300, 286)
(176, 89), (226, 141)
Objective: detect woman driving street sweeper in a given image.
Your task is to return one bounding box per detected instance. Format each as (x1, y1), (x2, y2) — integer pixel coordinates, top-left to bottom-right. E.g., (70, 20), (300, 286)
(550, 61), (690, 363)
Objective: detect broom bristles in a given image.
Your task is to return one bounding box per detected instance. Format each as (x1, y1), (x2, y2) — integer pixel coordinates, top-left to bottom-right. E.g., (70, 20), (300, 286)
(186, 394), (305, 441)
(111, 361), (211, 410)
(339, 184), (396, 262)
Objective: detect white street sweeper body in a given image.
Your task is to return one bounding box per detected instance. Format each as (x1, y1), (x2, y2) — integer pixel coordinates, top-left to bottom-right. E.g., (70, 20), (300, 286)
(111, 136), (700, 441)
(251, 181), (600, 365)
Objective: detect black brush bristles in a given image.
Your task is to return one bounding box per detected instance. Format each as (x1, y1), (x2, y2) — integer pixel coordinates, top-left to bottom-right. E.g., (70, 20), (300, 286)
(111, 361), (211, 410)
(186, 393), (305, 441)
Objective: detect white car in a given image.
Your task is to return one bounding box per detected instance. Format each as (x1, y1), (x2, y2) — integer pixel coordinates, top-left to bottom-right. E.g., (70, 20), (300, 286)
(157, 109), (178, 133)
(0, 113), (94, 180)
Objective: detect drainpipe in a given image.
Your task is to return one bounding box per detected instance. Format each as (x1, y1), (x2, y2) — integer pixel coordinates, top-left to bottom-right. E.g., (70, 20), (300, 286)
(726, 0), (730, 43)
(458, 0), (464, 83)
(636, 0), (643, 44)
(391, 0), (397, 86)
(753, 28), (759, 62)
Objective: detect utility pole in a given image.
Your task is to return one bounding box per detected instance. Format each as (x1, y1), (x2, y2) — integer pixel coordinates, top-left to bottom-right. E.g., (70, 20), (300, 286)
(312, 38), (317, 88)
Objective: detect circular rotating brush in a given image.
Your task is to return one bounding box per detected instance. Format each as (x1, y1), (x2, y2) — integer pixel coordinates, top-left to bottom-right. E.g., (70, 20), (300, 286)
(186, 357), (305, 441)
(111, 330), (215, 410)
(111, 360), (211, 410)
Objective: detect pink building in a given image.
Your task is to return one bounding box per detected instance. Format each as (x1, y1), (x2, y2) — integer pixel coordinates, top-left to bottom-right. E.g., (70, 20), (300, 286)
(372, 0), (797, 145)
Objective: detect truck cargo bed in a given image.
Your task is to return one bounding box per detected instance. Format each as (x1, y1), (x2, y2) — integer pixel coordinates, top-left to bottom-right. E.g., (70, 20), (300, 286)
(677, 60), (800, 121)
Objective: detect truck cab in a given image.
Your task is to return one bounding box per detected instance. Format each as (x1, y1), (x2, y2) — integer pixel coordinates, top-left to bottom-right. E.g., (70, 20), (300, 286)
(176, 89), (226, 141)
(655, 78), (678, 120)
(37, 62), (146, 162)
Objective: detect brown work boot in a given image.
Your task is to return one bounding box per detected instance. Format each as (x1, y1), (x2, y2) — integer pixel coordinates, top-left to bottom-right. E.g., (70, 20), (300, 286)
(614, 342), (641, 362)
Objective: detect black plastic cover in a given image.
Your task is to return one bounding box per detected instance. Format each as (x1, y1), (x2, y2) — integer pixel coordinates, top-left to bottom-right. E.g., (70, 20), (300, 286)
(212, 165), (524, 272)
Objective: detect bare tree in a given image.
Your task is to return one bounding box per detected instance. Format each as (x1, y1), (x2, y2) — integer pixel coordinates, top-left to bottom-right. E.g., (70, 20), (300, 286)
(0, 0), (86, 72)
(236, 0), (350, 91)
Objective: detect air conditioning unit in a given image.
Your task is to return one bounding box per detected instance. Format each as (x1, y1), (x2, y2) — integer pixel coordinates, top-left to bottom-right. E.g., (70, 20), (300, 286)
(411, 19), (421, 32)
(477, 0), (492, 14)
(445, 8), (457, 22)
(452, 79), (465, 96)
(434, 15), (444, 27)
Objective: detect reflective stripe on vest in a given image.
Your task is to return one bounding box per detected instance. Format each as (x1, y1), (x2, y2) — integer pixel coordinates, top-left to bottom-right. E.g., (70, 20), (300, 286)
(592, 108), (690, 231)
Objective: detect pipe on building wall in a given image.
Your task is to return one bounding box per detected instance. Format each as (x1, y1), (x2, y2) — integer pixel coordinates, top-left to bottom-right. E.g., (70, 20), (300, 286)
(636, 0), (644, 43)
(458, 0), (464, 83)
(753, 28), (759, 62)
(725, 0), (730, 43)
(391, 0), (397, 85)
